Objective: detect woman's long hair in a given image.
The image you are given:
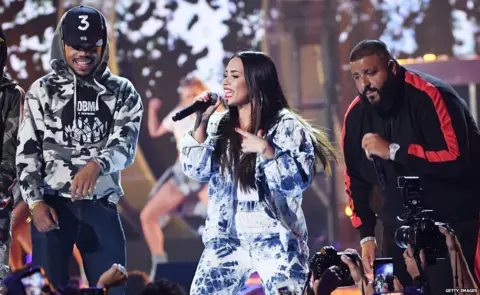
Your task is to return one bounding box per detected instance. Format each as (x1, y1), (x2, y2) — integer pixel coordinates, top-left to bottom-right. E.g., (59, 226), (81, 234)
(214, 51), (336, 192)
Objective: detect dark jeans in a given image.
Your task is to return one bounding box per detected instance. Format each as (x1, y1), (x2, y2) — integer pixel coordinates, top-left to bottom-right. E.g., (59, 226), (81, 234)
(31, 195), (126, 295)
(381, 216), (479, 294)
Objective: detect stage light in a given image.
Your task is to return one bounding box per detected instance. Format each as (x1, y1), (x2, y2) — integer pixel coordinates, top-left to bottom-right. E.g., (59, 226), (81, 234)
(345, 205), (353, 217)
(423, 53), (437, 62)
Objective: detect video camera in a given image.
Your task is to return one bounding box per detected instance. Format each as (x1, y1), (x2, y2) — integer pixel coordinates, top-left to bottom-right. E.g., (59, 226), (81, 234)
(394, 176), (447, 265)
(309, 246), (357, 287)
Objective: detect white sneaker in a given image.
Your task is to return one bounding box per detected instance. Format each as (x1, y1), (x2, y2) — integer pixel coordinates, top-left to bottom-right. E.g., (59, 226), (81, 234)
(197, 225), (205, 236)
(0, 244), (9, 279)
(0, 265), (9, 280)
(157, 215), (171, 228)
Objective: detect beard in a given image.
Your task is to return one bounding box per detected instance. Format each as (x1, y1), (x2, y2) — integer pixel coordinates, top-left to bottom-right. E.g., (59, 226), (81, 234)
(360, 71), (402, 117)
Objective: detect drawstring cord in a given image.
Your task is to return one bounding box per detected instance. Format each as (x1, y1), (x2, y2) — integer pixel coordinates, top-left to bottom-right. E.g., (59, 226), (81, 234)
(73, 74), (77, 130)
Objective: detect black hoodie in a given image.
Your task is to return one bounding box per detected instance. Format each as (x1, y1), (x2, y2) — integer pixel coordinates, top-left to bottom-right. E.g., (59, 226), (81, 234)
(0, 28), (23, 204)
(342, 65), (480, 238)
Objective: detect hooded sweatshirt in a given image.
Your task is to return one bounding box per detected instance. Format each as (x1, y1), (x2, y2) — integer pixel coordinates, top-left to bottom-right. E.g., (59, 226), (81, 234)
(0, 28), (22, 205)
(16, 9), (143, 207)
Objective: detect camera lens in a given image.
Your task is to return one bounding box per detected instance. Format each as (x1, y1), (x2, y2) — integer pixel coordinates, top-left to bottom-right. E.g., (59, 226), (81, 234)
(394, 225), (412, 249)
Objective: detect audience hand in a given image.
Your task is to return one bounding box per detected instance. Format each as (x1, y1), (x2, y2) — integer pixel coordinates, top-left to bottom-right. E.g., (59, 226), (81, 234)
(314, 266), (341, 295)
(439, 225), (460, 254)
(393, 277), (404, 292)
(403, 244), (426, 279)
(97, 264), (128, 289)
(340, 249), (375, 294)
(341, 249), (365, 285)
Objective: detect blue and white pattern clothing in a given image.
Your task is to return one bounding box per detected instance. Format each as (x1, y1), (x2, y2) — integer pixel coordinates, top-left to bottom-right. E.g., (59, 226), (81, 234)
(180, 109), (316, 293)
(235, 187), (259, 201)
(190, 201), (308, 295)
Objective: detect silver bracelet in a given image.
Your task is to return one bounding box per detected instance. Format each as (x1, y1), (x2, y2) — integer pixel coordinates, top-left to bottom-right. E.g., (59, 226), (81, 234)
(360, 236), (377, 246)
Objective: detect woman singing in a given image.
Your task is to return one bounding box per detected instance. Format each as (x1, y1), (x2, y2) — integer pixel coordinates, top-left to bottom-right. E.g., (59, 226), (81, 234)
(180, 51), (336, 295)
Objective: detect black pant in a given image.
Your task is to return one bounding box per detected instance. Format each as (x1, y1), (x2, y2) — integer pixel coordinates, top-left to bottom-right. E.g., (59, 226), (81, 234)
(31, 195), (126, 294)
(381, 216), (479, 293)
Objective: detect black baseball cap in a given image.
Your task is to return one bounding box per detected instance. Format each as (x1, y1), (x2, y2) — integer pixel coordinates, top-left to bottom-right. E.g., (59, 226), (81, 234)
(62, 6), (104, 49)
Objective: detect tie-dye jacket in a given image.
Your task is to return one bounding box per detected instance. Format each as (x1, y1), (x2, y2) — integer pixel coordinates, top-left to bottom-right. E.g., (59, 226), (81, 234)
(180, 109), (315, 254)
(16, 9), (143, 207)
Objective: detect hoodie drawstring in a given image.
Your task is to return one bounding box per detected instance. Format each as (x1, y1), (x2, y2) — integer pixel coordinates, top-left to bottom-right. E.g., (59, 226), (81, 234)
(93, 78), (106, 111)
(73, 74), (77, 130)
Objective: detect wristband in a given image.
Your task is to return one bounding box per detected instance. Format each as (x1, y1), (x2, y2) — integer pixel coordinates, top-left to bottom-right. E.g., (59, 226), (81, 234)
(360, 236), (376, 246)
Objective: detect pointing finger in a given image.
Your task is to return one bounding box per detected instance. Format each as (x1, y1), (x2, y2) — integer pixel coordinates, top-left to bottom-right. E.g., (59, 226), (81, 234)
(235, 128), (251, 138)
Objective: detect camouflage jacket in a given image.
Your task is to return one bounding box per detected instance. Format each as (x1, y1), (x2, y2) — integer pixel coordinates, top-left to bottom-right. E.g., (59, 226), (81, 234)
(0, 76), (22, 205)
(16, 11), (143, 206)
(180, 109), (314, 255)
(0, 29), (23, 205)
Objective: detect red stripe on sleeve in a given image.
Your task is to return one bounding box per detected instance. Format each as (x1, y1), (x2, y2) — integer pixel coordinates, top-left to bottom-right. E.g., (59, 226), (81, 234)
(342, 96), (363, 228)
(404, 72), (460, 162)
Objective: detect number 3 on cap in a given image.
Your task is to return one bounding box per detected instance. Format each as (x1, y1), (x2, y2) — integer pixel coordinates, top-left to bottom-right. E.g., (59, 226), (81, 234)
(78, 15), (90, 31)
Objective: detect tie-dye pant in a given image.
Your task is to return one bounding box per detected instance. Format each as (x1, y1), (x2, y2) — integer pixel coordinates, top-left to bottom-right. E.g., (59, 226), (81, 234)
(190, 201), (308, 295)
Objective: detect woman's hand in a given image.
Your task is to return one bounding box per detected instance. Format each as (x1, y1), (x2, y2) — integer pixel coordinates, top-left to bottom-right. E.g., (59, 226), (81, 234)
(235, 128), (274, 159)
(194, 92), (222, 126)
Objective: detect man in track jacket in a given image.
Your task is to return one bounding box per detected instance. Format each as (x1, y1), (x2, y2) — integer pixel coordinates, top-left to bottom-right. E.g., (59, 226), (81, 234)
(16, 6), (143, 293)
(343, 39), (480, 290)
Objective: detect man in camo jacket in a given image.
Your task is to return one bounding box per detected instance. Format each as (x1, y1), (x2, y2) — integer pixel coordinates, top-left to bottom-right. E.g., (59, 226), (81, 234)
(16, 6), (143, 293)
(0, 27), (23, 280)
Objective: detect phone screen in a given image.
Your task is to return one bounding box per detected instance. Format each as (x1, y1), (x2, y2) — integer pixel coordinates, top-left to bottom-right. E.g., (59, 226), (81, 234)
(374, 258), (395, 294)
(20, 271), (47, 295)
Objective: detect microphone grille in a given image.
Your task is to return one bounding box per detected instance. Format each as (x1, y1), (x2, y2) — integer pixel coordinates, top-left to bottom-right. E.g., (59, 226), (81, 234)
(209, 93), (223, 104)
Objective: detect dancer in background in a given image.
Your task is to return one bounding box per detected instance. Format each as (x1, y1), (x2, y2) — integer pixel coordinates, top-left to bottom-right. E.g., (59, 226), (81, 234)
(140, 77), (225, 280)
(181, 51), (336, 295)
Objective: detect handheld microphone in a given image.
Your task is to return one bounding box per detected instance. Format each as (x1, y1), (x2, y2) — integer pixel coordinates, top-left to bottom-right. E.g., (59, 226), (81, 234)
(172, 93), (221, 122)
(372, 155), (388, 189)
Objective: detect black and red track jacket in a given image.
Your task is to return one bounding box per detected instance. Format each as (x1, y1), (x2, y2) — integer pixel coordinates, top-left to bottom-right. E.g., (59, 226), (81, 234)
(342, 65), (480, 238)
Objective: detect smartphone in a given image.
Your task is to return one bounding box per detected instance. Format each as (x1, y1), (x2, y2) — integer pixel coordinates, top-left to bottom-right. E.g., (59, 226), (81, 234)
(20, 268), (49, 295)
(374, 258), (395, 294)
